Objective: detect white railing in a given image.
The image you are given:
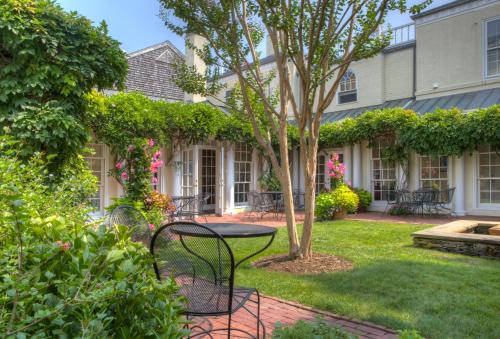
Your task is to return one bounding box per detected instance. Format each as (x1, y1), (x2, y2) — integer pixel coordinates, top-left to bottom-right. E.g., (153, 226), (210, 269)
(385, 23), (415, 46)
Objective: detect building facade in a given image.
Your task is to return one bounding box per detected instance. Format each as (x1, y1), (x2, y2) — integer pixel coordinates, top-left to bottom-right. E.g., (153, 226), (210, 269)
(89, 0), (500, 217)
(209, 0), (500, 217)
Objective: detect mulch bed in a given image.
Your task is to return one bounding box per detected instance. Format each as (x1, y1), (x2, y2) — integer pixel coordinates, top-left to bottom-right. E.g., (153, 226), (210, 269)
(252, 253), (353, 275)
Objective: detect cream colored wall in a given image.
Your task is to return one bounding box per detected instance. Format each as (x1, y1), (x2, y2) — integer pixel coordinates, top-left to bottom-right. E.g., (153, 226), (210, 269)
(324, 55), (385, 113)
(384, 47), (414, 101)
(415, 2), (500, 99)
(208, 61), (280, 106)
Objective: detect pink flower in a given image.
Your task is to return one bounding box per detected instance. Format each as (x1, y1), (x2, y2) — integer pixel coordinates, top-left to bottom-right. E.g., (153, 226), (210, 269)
(127, 145), (135, 152)
(332, 153), (339, 161)
(115, 162), (123, 170)
(327, 159), (334, 170)
(147, 139), (155, 147)
(152, 177), (158, 184)
(153, 150), (161, 159)
(55, 241), (71, 251)
(121, 172), (129, 180)
(149, 223), (155, 231)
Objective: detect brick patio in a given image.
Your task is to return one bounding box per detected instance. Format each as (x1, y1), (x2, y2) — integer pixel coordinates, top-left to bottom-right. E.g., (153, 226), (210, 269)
(190, 294), (397, 339)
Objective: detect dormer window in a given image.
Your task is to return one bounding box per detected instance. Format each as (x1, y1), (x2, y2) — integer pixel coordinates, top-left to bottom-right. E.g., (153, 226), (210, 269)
(338, 70), (357, 104)
(486, 18), (500, 77)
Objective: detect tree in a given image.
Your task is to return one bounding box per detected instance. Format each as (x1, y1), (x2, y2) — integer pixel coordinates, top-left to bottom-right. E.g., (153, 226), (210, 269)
(159, 0), (429, 258)
(0, 0), (128, 171)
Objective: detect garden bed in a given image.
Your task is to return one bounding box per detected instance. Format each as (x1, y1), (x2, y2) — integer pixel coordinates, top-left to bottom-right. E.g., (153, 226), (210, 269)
(252, 253), (353, 275)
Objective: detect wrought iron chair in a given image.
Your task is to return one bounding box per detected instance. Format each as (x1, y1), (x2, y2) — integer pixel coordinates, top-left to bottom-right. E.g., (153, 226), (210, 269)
(108, 205), (151, 245)
(170, 195), (212, 223)
(150, 221), (264, 338)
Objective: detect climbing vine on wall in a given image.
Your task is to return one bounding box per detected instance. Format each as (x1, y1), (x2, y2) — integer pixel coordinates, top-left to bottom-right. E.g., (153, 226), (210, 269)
(319, 105), (500, 160)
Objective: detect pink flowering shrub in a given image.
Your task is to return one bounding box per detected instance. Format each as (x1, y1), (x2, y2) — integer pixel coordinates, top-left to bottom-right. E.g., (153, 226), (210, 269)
(111, 138), (163, 201)
(327, 153), (346, 190)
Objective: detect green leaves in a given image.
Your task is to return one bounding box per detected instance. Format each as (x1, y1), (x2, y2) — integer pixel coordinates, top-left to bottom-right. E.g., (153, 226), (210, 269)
(0, 0), (127, 171)
(0, 144), (186, 337)
(319, 105), (500, 158)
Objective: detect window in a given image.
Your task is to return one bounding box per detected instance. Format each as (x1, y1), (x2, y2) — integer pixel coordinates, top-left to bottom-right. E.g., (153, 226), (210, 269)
(182, 149), (193, 196)
(486, 18), (500, 77)
(225, 89), (233, 103)
(478, 145), (500, 204)
(234, 143), (252, 204)
(419, 156), (449, 190)
(371, 137), (397, 201)
(85, 144), (105, 214)
(338, 70), (357, 104)
(316, 154), (326, 192)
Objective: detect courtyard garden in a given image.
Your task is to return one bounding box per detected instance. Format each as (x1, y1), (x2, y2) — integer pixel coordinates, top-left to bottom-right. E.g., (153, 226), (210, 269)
(229, 220), (500, 339)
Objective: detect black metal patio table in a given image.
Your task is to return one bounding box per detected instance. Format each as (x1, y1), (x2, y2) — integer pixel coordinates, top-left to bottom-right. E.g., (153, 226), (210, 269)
(170, 222), (277, 269)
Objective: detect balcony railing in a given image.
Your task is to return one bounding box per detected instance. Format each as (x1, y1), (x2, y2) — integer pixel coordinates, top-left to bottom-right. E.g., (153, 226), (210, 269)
(385, 23), (415, 47)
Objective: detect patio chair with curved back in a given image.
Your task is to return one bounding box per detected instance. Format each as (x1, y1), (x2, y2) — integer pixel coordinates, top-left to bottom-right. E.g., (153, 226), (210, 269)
(150, 221), (264, 339)
(108, 205), (151, 246)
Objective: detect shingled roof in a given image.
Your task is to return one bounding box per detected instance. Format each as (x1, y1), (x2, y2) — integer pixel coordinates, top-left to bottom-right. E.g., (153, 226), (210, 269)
(124, 41), (184, 101)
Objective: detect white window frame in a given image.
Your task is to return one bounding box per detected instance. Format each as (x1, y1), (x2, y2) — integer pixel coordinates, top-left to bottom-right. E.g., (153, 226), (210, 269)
(371, 138), (397, 202)
(418, 155), (450, 190)
(234, 143), (253, 206)
(181, 149), (194, 196)
(316, 153), (327, 192)
(337, 70), (358, 105)
(85, 143), (106, 216)
(476, 145), (500, 207)
(484, 16), (500, 79)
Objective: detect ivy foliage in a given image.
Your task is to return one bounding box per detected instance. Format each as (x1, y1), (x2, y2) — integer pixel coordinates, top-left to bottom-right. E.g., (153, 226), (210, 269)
(319, 105), (500, 158)
(0, 0), (127, 168)
(86, 91), (256, 150)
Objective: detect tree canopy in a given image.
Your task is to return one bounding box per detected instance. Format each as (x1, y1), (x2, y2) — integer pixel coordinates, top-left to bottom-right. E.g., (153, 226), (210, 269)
(0, 0), (128, 169)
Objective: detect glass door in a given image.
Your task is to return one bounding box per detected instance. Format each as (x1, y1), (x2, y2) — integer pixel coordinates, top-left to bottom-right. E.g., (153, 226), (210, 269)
(201, 149), (216, 211)
(182, 149), (193, 196)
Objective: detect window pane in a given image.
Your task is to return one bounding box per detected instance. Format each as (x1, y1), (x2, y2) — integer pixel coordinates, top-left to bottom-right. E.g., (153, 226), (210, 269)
(487, 19), (500, 49)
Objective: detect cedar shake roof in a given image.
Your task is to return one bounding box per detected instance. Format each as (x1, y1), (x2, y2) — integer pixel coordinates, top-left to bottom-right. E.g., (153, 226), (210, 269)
(125, 41), (184, 101)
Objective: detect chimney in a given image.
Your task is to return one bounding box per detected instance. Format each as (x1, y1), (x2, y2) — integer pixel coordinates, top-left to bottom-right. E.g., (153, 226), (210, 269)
(266, 35), (274, 57)
(184, 34), (207, 103)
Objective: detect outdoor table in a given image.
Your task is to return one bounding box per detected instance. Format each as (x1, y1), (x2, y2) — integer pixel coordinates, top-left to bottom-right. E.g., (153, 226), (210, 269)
(170, 222), (277, 269)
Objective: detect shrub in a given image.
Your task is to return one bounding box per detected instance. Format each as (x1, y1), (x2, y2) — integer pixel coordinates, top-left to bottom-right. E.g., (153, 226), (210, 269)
(316, 185), (359, 220)
(272, 319), (358, 339)
(0, 140), (186, 338)
(315, 192), (337, 221)
(352, 188), (372, 212)
(331, 185), (359, 216)
(259, 170), (282, 191)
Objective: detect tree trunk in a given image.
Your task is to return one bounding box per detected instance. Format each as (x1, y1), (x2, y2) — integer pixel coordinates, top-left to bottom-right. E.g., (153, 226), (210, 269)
(299, 140), (318, 259)
(276, 130), (301, 258)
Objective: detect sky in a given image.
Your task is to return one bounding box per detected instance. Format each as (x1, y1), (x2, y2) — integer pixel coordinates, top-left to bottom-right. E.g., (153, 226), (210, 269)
(57, 0), (453, 55)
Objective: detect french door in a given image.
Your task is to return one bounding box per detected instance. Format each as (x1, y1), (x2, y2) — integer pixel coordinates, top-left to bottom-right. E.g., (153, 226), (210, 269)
(201, 149), (216, 211)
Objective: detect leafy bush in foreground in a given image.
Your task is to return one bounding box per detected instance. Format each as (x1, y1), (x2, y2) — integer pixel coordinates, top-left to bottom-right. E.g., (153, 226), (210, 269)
(0, 139), (186, 338)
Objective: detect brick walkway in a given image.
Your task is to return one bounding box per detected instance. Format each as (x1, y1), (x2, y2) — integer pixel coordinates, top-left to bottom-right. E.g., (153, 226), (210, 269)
(189, 295), (397, 338)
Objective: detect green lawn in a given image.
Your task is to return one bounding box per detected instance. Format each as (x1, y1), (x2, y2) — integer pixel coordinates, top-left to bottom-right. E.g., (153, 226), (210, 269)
(227, 220), (500, 339)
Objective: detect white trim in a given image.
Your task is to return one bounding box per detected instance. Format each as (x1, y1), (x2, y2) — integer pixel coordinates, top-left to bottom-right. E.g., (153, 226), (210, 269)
(127, 41), (184, 59)
(337, 70), (358, 105)
(414, 0), (500, 27)
(483, 16), (500, 80)
(475, 146), (500, 209)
